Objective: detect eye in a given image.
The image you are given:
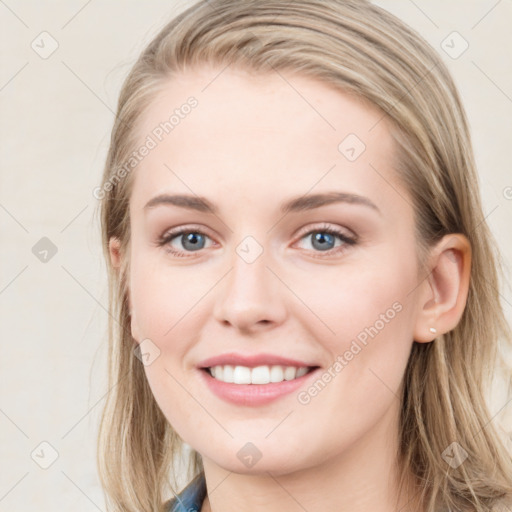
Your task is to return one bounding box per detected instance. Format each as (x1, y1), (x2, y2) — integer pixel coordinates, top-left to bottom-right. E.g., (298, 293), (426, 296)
(156, 225), (215, 258)
(294, 223), (357, 257)
(156, 223), (357, 258)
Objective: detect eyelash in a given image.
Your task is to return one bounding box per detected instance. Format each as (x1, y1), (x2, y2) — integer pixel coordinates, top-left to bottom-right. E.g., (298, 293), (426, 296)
(156, 223), (357, 259)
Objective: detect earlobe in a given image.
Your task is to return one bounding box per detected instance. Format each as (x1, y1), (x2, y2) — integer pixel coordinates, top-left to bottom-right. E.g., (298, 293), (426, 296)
(413, 234), (471, 343)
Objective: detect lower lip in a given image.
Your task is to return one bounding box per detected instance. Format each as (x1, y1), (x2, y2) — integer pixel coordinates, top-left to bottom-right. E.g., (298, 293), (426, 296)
(198, 367), (320, 406)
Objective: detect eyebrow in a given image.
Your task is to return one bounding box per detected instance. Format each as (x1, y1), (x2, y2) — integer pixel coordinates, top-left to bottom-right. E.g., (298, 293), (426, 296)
(144, 192), (381, 216)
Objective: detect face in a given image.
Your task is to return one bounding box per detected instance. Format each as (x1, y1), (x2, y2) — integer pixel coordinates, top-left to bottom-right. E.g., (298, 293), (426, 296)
(117, 65), (427, 475)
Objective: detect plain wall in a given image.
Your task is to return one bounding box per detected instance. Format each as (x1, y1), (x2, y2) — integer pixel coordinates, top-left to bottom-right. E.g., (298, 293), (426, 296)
(1, 1), (511, 510)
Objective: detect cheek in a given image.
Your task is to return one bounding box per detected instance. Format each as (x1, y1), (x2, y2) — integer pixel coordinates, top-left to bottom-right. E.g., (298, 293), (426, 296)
(129, 251), (211, 343)
(292, 256), (416, 396)
(290, 276), (414, 458)
(290, 255), (413, 340)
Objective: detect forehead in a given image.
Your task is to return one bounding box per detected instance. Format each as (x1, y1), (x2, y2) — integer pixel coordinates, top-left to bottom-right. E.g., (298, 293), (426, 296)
(129, 65), (402, 215)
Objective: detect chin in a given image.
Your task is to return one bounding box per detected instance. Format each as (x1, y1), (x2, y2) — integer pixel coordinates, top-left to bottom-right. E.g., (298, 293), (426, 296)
(201, 445), (309, 477)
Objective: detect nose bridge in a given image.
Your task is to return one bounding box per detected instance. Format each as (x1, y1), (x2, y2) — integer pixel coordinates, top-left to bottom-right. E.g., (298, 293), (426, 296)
(213, 234), (286, 330)
(232, 236), (268, 293)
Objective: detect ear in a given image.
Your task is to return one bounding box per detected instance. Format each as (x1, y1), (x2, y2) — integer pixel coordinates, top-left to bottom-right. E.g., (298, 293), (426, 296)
(413, 234), (471, 343)
(108, 237), (140, 344)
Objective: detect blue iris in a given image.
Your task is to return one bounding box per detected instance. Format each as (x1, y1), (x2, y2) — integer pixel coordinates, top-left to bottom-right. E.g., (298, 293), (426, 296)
(181, 233), (205, 251)
(311, 232), (335, 251)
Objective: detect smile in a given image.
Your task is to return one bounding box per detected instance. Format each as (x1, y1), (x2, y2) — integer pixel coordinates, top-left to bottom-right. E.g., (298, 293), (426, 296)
(199, 365), (321, 406)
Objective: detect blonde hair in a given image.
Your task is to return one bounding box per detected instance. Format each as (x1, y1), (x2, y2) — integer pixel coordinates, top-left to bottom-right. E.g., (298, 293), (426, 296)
(96, 1), (512, 511)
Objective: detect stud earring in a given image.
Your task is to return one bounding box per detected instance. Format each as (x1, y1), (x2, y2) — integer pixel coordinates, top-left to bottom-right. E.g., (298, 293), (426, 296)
(429, 327), (437, 334)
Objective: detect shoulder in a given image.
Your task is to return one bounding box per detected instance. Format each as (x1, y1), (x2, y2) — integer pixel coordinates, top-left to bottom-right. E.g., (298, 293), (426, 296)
(163, 472), (207, 512)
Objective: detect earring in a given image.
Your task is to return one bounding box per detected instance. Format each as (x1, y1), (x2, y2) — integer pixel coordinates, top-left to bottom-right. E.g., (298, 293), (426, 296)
(429, 327), (437, 334)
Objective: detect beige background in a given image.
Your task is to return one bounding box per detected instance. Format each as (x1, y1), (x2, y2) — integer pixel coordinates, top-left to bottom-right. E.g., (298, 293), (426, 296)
(1, 1), (511, 510)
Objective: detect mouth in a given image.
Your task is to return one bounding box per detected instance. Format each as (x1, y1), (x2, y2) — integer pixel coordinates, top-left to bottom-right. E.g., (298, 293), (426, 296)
(201, 364), (320, 385)
(198, 364), (322, 406)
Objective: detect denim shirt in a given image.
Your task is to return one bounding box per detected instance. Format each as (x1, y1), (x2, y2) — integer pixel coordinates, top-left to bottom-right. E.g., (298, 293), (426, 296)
(165, 472), (207, 512)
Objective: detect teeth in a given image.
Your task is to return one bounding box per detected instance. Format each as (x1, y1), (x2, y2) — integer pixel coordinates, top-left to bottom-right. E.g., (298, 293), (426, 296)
(208, 364), (311, 384)
(296, 366), (309, 378)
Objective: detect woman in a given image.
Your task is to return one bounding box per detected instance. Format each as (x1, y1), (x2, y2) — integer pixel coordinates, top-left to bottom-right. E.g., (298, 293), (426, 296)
(96, 1), (512, 511)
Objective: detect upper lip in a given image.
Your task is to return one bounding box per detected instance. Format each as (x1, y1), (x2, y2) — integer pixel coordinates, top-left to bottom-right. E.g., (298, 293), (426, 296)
(197, 352), (320, 369)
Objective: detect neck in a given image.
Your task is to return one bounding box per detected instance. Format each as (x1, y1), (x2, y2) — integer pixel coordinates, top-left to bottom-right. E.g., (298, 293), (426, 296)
(199, 404), (423, 512)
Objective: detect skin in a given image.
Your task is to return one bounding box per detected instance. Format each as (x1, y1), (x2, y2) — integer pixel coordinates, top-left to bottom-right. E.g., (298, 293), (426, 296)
(109, 65), (471, 512)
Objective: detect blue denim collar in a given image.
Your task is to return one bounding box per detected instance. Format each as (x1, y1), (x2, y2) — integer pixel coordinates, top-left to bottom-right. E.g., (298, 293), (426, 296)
(167, 472), (207, 512)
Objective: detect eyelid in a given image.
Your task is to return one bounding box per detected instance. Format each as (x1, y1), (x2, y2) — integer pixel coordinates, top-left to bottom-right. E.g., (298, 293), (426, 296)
(294, 222), (356, 241)
(159, 223), (215, 239)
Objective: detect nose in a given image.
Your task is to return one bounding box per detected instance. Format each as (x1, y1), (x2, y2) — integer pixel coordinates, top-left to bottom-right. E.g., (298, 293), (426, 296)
(213, 245), (287, 333)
